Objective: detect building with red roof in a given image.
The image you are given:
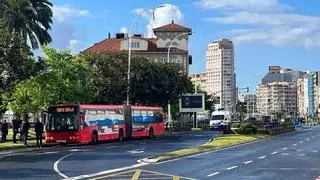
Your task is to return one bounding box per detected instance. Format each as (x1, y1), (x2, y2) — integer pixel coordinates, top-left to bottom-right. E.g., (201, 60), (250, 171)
(83, 21), (192, 74)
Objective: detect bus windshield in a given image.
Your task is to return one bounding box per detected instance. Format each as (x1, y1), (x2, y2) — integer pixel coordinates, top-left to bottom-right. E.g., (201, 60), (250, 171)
(46, 112), (77, 131)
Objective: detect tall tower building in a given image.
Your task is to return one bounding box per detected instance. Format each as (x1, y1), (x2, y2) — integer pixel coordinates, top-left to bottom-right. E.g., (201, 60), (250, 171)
(206, 39), (236, 110)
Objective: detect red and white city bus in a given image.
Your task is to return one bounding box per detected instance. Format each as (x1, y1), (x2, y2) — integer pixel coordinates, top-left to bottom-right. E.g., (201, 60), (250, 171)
(45, 104), (165, 144)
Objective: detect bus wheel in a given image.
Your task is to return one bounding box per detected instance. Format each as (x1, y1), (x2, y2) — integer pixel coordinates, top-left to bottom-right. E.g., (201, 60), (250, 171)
(119, 129), (124, 142)
(91, 132), (98, 145)
(149, 128), (154, 138)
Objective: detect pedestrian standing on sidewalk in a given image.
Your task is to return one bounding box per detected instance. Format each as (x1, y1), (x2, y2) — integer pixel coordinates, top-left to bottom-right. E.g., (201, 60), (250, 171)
(34, 118), (44, 147)
(21, 115), (30, 145)
(12, 116), (20, 143)
(1, 120), (8, 143)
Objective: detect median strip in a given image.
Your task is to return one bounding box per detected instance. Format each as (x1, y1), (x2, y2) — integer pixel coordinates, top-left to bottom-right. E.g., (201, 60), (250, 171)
(141, 134), (268, 163)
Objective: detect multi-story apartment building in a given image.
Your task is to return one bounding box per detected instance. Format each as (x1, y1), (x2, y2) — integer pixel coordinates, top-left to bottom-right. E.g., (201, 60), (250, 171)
(313, 72), (320, 116)
(84, 21), (192, 74)
(256, 66), (302, 117)
(257, 82), (297, 116)
(244, 94), (257, 114)
(189, 73), (207, 92)
(297, 71), (320, 118)
(297, 77), (307, 118)
(206, 39), (236, 110)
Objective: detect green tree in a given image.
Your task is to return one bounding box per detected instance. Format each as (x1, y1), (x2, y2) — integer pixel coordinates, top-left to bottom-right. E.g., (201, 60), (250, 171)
(4, 48), (93, 115)
(0, 0), (53, 49)
(83, 52), (193, 107)
(0, 29), (38, 115)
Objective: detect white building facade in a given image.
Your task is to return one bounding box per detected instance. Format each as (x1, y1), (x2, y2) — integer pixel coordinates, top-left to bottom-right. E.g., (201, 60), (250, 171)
(85, 21), (192, 75)
(257, 82), (297, 117)
(206, 39), (236, 110)
(189, 73), (207, 92)
(297, 71), (320, 118)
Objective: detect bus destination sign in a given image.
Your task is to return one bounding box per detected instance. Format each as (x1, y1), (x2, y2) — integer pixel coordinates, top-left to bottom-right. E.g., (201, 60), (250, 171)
(55, 107), (75, 113)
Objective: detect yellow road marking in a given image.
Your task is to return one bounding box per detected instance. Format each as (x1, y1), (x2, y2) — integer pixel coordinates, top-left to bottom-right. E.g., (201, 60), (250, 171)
(90, 170), (135, 180)
(173, 176), (180, 180)
(132, 169), (142, 180)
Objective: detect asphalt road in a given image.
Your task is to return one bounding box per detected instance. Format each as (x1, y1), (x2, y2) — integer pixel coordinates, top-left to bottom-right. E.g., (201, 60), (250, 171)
(0, 130), (219, 180)
(134, 126), (320, 180)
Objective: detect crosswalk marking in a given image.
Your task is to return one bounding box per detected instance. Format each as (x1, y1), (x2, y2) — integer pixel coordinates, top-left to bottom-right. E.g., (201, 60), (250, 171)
(131, 169), (142, 180)
(173, 176), (180, 180)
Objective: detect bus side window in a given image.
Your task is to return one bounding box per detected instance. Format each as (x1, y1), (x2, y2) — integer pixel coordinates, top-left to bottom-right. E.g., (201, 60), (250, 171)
(80, 112), (87, 129)
(154, 112), (163, 123)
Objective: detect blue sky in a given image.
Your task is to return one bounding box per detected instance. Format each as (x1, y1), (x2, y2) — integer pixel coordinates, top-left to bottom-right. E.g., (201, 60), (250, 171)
(50, 0), (320, 92)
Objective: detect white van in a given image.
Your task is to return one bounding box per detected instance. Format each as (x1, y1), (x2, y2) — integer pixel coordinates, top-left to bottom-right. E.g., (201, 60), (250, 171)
(210, 110), (231, 130)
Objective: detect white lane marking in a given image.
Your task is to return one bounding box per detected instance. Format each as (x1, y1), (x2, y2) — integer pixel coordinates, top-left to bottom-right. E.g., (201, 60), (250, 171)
(127, 148), (145, 154)
(68, 129), (315, 180)
(35, 151), (59, 155)
(54, 153), (74, 179)
(207, 172), (220, 177)
(0, 153), (20, 159)
(63, 162), (148, 180)
(306, 138), (310, 141)
(299, 141), (303, 143)
(312, 150), (318, 153)
(296, 149), (301, 152)
(69, 149), (81, 152)
(298, 153), (305, 156)
(281, 153), (290, 156)
(244, 160), (253, 164)
(259, 156), (267, 159)
(271, 151), (278, 155)
(292, 144), (297, 146)
(226, 166), (238, 170)
(282, 148), (288, 150)
(105, 146), (118, 149)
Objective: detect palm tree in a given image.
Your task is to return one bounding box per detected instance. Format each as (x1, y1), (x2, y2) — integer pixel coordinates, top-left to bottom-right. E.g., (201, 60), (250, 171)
(0, 0), (53, 49)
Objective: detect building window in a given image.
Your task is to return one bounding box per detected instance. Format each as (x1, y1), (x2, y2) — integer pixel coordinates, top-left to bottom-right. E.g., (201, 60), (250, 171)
(172, 55), (182, 63)
(131, 42), (140, 48)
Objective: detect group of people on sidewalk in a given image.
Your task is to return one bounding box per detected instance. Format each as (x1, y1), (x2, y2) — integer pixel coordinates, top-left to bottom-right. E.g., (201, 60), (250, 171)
(0, 115), (44, 147)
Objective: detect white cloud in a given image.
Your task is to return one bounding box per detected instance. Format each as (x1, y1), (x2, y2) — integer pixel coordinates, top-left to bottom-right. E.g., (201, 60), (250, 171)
(48, 5), (89, 54)
(67, 39), (85, 54)
(134, 4), (183, 37)
(231, 27), (320, 49)
(196, 0), (320, 49)
(195, 0), (291, 12)
(120, 27), (128, 34)
(53, 5), (89, 22)
(208, 12), (320, 28)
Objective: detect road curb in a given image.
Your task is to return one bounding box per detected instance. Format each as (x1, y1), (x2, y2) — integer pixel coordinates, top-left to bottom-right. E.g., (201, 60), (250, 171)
(141, 127), (318, 164)
(139, 135), (270, 164)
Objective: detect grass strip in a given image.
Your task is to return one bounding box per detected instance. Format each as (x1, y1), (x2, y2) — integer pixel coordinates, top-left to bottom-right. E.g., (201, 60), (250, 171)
(0, 129), (39, 151)
(151, 134), (269, 162)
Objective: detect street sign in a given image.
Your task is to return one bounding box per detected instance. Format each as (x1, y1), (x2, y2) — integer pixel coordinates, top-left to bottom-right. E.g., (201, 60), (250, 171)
(179, 93), (205, 113)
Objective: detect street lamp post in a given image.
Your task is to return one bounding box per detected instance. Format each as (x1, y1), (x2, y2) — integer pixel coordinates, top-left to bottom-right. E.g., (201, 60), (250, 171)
(126, 5), (165, 106)
(166, 32), (192, 123)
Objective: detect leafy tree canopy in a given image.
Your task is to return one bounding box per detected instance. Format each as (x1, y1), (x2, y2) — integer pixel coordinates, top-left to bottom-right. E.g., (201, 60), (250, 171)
(83, 53), (193, 107)
(4, 48), (93, 115)
(0, 0), (53, 49)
